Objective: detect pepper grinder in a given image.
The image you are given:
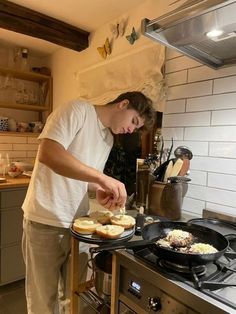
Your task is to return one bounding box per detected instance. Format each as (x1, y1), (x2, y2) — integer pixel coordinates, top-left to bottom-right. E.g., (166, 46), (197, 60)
(135, 206), (145, 235)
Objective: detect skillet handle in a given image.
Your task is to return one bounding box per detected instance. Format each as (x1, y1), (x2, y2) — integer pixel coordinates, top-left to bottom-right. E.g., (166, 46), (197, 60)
(89, 239), (154, 254)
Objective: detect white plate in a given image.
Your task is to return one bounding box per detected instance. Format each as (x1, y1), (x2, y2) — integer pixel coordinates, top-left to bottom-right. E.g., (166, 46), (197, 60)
(23, 171), (32, 177)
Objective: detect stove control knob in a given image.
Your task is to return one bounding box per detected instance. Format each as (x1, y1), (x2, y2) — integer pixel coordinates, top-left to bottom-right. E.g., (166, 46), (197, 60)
(148, 297), (162, 312)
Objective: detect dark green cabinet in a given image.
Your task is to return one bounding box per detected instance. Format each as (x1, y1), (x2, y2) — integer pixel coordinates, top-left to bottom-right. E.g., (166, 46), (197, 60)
(0, 187), (27, 285)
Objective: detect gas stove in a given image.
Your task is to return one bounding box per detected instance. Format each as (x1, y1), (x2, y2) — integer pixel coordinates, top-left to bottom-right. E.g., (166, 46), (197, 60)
(112, 218), (236, 314)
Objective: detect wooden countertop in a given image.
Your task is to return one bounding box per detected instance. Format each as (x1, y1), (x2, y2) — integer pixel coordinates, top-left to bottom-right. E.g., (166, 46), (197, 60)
(0, 175), (30, 189)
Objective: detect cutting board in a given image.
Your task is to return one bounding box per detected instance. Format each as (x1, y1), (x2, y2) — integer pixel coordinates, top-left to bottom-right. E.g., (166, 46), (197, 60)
(163, 160), (173, 182)
(169, 158), (183, 177)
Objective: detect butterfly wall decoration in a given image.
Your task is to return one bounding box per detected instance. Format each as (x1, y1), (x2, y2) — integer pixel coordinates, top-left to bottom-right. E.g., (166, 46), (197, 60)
(126, 27), (139, 45)
(110, 19), (126, 38)
(97, 38), (111, 59)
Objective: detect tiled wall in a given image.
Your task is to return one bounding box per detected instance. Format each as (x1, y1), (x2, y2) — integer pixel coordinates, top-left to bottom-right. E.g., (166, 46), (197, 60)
(162, 49), (236, 218)
(0, 133), (39, 163)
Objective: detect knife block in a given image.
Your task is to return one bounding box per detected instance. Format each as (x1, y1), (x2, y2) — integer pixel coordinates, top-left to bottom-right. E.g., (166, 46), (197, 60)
(148, 181), (188, 220)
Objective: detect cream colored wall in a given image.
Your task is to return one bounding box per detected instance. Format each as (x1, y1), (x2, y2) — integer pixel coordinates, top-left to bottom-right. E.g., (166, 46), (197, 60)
(49, 0), (172, 108)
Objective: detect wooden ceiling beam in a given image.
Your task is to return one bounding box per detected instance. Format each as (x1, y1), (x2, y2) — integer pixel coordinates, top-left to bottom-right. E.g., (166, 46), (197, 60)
(0, 0), (89, 52)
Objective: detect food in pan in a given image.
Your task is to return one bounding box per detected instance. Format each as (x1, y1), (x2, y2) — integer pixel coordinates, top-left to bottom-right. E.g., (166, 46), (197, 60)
(89, 210), (114, 224)
(95, 224), (125, 239)
(189, 243), (218, 254)
(73, 217), (102, 234)
(166, 229), (193, 247)
(156, 238), (172, 248)
(110, 214), (136, 229)
(156, 228), (218, 254)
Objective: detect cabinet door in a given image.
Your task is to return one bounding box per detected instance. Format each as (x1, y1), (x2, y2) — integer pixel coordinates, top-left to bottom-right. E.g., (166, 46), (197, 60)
(0, 189), (26, 209)
(0, 245), (25, 284)
(0, 208), (23, 245)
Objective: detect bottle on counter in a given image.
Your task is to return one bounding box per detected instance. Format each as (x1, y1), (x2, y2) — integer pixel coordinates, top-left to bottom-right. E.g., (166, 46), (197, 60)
(135, 206), (145, 235)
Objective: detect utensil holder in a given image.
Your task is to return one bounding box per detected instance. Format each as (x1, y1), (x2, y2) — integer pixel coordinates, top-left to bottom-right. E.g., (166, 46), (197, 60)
(148, 181), (188, 220)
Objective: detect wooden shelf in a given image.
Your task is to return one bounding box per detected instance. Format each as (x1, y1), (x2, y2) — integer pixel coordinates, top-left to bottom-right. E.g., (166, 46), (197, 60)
(0, 66), (51, 82)
(0, 131), (39, 136)
(0, 102), (50, 111)
(0, 65), (53, 120)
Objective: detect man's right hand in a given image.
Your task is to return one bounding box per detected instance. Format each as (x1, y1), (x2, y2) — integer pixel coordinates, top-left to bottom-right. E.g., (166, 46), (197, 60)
(96, 175), (127, 210)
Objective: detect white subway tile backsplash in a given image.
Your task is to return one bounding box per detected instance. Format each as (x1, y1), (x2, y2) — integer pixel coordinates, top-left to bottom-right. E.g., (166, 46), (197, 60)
(205, 203), (236, 216)
(182, 197), (205, 215)
(208, 173), (236, 192)
(189, 170), (207, 185)
(187, 93), (236, 112)
(0, 136), (27, 143)
(167, 81), (212, 100)
(13, 143), (38, 151)
(212, 109), (236, 125)
(187, 184), (207, 200)
(191, 156), (236, 175)
(182, 209), (201, 218)
(166, 48), (182, 60)
(161, 127), (184, 140)
(206, 187), (236, 208)
(0, 143), (12, 151)
(210, 142), (236, 158)
(162, 140), (208, 156)
(185, 126), (236, 141)
(214, 76), (236, 94)
(28, 136), (39, 144)
(166, 70), (187, 86)
(188, 65), (236, 83)
(163, 112), (210, 127)
(8, 151), (27, 159)
(166, 55), (201, 73)
(163, 52), (236, 218)
(27, 151), (38, 158)
(164, 99), (185, 114)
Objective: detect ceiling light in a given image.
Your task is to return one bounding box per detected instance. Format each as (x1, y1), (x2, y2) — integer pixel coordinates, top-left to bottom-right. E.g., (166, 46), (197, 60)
(206, 29), (223, 38)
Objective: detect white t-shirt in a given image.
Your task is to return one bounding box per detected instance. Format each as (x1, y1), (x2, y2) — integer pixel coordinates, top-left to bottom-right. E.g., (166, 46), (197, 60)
(22, 100), (113, 228)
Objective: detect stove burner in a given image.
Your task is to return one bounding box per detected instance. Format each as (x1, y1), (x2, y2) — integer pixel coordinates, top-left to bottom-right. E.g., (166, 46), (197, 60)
(159, 260), (206, 276)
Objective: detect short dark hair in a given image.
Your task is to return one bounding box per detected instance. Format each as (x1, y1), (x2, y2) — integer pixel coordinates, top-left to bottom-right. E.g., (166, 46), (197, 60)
(108, 91), (155, 130)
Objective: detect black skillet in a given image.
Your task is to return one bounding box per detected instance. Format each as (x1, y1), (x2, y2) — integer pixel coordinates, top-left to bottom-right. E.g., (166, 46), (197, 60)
(141, 221), (229, 265)
(91, 221), (230, 266)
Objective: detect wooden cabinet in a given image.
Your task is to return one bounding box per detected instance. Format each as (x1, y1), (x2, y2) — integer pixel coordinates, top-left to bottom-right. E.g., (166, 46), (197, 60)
(0, 187), (27, 285)
(0, 66), (52, 124)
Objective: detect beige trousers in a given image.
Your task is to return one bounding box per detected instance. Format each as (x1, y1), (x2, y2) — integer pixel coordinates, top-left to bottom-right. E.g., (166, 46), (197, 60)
(22, 218), (88, 314)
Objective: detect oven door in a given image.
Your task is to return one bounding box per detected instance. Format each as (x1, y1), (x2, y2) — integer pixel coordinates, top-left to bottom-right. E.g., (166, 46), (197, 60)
(79, 291), (110, 313)
(119, 301), (137, 314)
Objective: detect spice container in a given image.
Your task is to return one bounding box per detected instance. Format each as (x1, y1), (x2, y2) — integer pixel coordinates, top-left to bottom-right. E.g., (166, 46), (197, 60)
(20, 48), (30, 71)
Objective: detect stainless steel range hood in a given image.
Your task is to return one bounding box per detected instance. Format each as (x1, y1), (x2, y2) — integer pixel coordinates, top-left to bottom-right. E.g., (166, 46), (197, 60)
(141, 0), (236, 69)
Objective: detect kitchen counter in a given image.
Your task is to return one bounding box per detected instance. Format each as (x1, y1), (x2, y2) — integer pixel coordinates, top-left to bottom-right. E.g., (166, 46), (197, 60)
(0, 175), (30, 189)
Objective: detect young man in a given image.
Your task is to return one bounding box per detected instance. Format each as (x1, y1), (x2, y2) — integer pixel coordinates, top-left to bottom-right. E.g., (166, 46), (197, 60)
(22, 91), (155, 314)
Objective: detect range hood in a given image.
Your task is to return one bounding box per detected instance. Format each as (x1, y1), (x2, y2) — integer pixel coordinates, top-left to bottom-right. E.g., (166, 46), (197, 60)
(141, 0), (236, 69)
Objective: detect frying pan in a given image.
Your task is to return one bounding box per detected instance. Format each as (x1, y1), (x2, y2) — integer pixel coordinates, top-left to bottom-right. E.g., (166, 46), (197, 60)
(91, 221), (229, 266)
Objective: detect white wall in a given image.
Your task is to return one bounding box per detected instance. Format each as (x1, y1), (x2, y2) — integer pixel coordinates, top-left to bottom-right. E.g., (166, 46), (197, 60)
(162, 49), (236, 218)
(48, 0), (172, 108)
(47, 0), (236, 219)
